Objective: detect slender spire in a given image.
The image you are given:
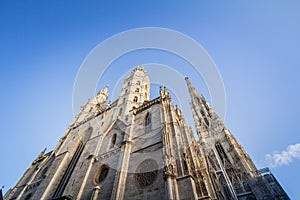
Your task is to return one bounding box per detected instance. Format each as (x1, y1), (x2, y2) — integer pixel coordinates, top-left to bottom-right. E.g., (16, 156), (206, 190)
(185, 77), (212, 114)
(185, 76), (212, 134)
(185, 77), (201, 104)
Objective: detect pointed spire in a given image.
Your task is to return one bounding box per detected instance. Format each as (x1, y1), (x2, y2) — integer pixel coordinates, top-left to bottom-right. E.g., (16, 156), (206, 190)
(185, 77), (202, 106)
(185, 77), (212, 114)
(185, 77), (212, 132)
(103, 85), (109, 94)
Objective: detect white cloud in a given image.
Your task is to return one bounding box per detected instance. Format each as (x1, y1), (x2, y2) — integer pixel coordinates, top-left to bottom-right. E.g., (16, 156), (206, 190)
(265, 143), (300, 168)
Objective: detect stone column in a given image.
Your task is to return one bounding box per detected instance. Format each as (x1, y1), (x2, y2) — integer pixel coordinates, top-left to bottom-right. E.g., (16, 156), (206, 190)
(110, 115), (135, 200)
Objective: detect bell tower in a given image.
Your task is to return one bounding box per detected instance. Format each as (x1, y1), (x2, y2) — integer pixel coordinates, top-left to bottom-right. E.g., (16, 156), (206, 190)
(117, 66), (150, 116)
(185, 77), (260, 199)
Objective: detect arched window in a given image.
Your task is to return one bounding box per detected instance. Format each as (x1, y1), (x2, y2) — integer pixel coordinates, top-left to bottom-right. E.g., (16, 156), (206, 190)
(110, 134), (117, 149)
(137, 81), (141, 85)
(125, 89), (128, 94)
(145, 112), (151, 132)
(135, 88), (140, 92)
(215, 142), (229, 162)
(204, 117), (209, 126)
(145, 92), (147, 99)
(133, 96), (138, 102)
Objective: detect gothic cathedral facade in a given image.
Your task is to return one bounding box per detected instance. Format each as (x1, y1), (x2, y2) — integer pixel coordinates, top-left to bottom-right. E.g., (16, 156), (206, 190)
(5, 66), (289, 200)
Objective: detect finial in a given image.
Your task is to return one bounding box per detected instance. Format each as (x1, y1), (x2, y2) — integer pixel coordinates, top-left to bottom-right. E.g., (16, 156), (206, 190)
(103, 85), (109, 92)
(159, 86), (163, 96)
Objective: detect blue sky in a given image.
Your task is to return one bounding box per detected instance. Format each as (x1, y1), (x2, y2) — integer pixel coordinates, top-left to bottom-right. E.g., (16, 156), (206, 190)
(0, 1), (299, 198)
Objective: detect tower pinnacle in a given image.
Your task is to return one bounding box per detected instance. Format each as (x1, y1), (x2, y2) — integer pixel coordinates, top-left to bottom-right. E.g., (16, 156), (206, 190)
(117, 66), (150, 116)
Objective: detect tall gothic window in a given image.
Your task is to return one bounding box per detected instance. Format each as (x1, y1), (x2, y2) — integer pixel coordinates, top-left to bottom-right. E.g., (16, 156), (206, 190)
(110, 134), (117, 149)
(145, 112), (151, 132)
(133, 96), (138, 102)
(118, 108), (122, 116)
(204, 117), (209, 126)
(215, 142), (229, 163)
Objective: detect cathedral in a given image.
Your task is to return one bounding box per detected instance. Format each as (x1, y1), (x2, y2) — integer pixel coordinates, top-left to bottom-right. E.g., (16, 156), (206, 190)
(5, 66), (289, 200)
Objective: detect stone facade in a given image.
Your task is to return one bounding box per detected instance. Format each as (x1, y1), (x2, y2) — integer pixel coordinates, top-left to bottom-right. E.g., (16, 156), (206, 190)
(5, 66), (289, 200)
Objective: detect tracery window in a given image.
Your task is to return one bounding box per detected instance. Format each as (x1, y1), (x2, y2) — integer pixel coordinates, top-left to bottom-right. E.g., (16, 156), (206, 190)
(133, 96), (138, 102)
(135, 159), (158, 189)
(215, 142), (229, 162)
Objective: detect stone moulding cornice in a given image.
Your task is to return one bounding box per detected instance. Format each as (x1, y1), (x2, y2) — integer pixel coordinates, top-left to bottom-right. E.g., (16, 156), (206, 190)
(132, 96), (161, 115)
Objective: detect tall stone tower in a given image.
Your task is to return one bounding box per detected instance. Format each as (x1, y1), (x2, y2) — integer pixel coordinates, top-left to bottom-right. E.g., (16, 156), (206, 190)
(5, 66), (289, 200)
(185, 77), (288, 199)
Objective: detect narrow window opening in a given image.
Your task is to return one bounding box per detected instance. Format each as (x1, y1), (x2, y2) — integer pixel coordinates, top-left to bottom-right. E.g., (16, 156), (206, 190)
(204, 117), (209, 126)
(110, 134), (117, 149)
(215, 142), (229, 163)
(133, 96), (138, 102)
(145, 112), (152, 132)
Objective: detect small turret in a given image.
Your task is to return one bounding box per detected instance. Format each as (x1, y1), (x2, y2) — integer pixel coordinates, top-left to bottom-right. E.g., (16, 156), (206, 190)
(95, 85), (109, 112)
